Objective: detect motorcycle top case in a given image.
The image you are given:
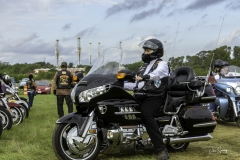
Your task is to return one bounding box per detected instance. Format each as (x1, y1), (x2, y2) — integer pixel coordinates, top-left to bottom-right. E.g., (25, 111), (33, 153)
(179, 105), (216, 135)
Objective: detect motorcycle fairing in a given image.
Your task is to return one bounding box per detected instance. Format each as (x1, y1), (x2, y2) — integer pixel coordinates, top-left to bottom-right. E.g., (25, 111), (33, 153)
(214, 82), (237, 96)
(215, 97), (228, 118)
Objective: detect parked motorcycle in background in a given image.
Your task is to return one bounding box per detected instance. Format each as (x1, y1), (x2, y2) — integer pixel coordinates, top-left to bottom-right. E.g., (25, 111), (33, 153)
(213, 65), (240, 127)
(52, 48), (217, 160)
(0, 93), (13, 130)
(4, 83), (29, 119)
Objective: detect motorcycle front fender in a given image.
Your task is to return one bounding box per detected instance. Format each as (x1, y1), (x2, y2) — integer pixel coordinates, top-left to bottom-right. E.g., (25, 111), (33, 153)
(56, 113), (88, 136)
(215, 97), (228, 117)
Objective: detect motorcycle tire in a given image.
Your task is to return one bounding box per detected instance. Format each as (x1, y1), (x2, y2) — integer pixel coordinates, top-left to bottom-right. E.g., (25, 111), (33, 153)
(11, 107), (23, 126)
(19, 97), (30, 111)
(0, 107), (13, 130)
(236, 114), (240, 128)
(52, 123), (103, 160)
(19, 103), (29, 119)
(167, 142), (189, 152)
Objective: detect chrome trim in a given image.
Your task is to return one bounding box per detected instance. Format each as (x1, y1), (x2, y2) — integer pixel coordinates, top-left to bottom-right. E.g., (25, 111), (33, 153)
(193, 121), (217, 128)
(115, 112), (141, 115)
(164, 103), (185, 115)
(201, 96), (216, 100)
(163, 133), (212, 144)
(232, 102), (239, 117)
(81, 111), (94, 138)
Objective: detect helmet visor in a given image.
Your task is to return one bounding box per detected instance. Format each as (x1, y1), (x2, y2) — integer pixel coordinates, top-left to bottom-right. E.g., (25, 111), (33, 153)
(138, 40), (159, 53)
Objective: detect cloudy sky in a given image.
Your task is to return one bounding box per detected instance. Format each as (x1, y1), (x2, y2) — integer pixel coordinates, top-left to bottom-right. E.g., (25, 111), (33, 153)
(0, 0), (239, 66)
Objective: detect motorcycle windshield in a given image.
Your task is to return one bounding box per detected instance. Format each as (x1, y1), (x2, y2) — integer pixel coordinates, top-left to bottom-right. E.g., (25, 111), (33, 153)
(220, 65), (240, 78)
(78, 48), (126, 90)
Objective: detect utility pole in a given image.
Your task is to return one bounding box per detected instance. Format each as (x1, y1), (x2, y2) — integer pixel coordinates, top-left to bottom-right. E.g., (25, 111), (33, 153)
(55, 39), (59, 68)
(164, 40), (167, 61)
(89, 42), (92, 66)
(77, 37), (81, 66)
(98, 42), (100, 57)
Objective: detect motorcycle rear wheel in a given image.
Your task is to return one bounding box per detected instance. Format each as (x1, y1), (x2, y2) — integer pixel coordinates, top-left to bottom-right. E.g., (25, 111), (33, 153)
(52, 123), (103, 160)
(167, 142), (189, 152)
(0, 107), (13, 130)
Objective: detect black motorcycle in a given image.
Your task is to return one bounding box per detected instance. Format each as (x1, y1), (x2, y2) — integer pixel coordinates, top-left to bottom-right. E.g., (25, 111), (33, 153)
(52, 48), (217, 160)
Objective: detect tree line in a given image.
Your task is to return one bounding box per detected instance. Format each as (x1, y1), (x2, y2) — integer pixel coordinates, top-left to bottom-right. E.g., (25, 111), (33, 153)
(0, 61), (91, 82)
(1, 45), (240, 81)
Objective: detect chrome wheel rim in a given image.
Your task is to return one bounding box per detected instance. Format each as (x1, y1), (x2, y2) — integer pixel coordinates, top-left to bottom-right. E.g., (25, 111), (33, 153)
(59, 123), (98, 159)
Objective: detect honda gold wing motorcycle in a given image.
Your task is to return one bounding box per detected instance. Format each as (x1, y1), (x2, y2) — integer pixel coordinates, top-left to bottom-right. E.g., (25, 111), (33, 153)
(213, 65), (240, 127)
(52, 48), (217, 160)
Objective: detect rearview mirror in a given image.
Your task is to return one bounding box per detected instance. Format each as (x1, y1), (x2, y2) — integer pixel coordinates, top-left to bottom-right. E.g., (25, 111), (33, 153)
(117, 69), (135, 82)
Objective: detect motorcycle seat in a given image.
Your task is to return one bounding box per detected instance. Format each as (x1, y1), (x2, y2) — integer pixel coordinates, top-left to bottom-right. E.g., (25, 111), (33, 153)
(164, 66), (195, 114)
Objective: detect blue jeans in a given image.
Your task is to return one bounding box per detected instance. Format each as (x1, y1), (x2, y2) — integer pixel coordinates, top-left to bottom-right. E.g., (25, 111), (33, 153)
(27, 90), (35, 107)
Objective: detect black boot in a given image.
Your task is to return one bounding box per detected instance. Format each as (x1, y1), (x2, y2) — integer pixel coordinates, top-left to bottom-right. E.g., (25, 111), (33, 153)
(157, 148), (170, 160)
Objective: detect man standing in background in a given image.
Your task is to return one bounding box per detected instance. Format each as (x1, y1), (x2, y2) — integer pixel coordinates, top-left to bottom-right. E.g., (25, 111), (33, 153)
(53, 62), (74, 118)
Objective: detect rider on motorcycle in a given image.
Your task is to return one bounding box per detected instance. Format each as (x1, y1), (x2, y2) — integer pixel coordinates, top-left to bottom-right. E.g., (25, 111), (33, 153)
(124, 38), (170, 160)
(209, 59), (223, 112)
(213, 59), (222, 80)
(219, 61), (230, 78)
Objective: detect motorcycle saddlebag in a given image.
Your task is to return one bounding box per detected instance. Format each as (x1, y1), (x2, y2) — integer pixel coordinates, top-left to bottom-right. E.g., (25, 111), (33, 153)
(179, 105), (216, 135)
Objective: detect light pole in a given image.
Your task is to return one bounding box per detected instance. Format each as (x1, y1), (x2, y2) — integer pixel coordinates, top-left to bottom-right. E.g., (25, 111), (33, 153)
(89, 42), (92, 66)
(164, 40), (167, 61)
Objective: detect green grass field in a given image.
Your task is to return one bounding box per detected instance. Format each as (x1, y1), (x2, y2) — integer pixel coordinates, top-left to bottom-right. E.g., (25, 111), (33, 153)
(0, 92), (239, 160)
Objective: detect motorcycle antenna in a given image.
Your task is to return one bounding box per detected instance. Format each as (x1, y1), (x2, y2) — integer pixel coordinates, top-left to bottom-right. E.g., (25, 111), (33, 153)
(205, 18), (224, 86)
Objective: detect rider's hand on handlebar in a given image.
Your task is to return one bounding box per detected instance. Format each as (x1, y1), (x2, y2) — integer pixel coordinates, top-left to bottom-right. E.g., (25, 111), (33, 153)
(135, 76), (142, 81)
(136, 75), (150, 81)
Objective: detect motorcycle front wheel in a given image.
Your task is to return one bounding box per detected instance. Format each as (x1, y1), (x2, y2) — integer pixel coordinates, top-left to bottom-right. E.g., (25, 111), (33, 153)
(19, 104), (29, 119)
(236, 114), (240, 128)
(0, 118), (3, 136)
(11, 107), (23, 126)
(0, 107), (13, 130)
(52, 123), (103, 160)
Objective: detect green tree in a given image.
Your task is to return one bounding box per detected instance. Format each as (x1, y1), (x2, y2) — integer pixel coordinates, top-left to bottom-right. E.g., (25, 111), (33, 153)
(233, 46), (240, 60)
(68, 62), (74, 68)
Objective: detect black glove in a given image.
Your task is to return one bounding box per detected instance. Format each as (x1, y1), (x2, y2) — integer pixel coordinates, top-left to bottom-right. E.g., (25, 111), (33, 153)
(141, 74), (150, 81)
(53, 90), (56, 95)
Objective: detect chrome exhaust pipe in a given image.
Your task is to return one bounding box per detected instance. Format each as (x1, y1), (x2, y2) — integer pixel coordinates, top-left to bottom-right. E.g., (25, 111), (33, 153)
(163, 134), (212, 144)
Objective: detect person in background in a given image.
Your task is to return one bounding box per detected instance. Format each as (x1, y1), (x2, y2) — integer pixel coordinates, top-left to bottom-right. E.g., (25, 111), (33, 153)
(53, 62), (74, 118)
(124, 38), (170, 160)
(26, 73), (37, 107)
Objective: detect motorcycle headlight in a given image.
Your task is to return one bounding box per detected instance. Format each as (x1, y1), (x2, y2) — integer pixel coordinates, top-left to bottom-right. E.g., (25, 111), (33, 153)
(234, 86), (240, 95)
(79, 85), (107, 102)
